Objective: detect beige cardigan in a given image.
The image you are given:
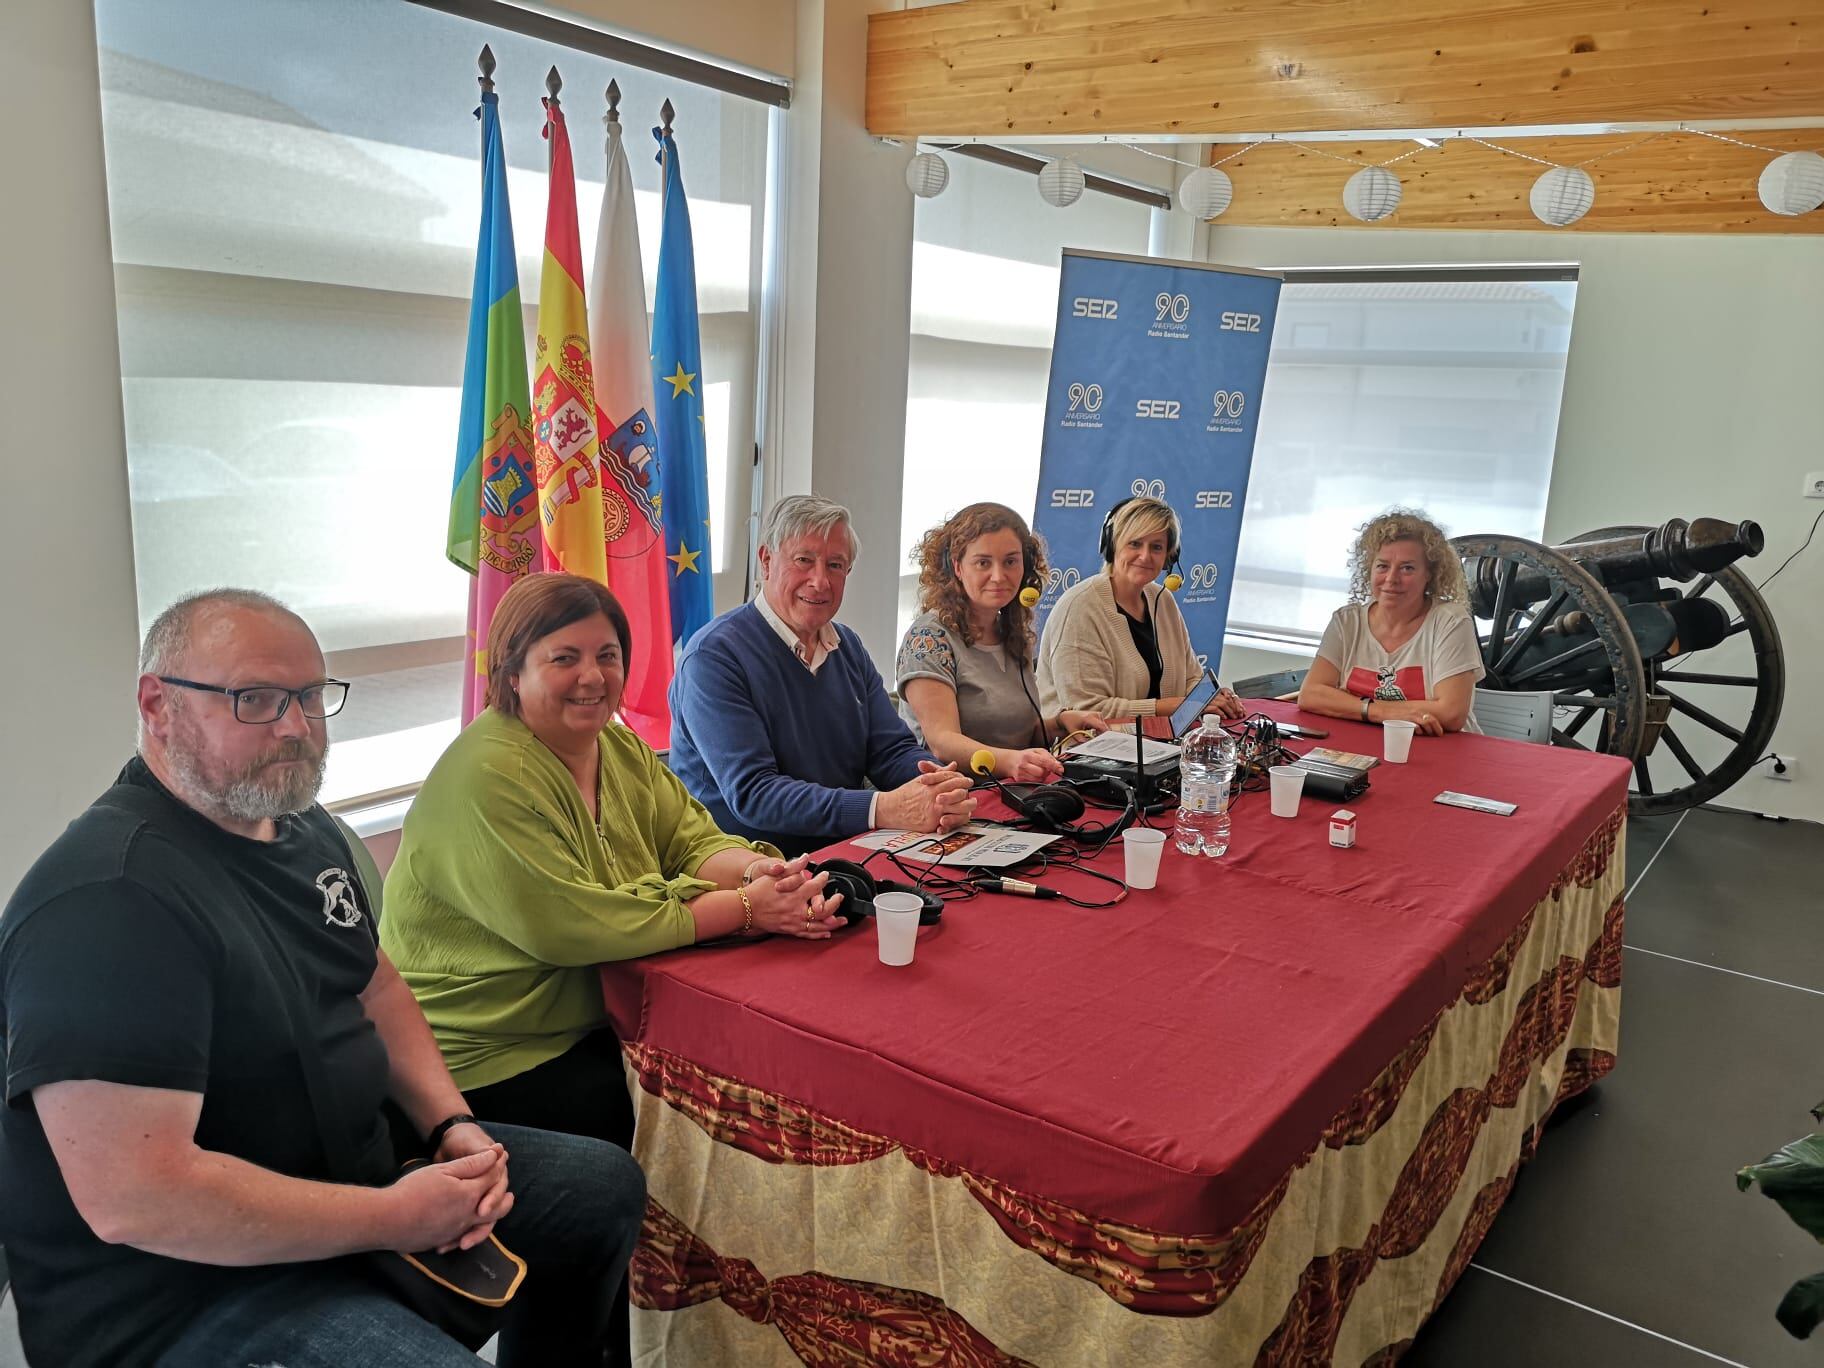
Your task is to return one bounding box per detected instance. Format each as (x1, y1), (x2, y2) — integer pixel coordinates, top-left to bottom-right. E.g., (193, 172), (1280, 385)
(1036, 572), (1203, 719)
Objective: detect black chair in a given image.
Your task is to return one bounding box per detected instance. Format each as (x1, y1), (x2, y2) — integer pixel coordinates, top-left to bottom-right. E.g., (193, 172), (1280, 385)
(1232, 668), (1309, 700)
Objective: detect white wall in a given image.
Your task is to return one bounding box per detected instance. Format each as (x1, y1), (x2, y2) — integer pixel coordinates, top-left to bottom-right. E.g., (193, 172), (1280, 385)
(0, 1), (142, 896)
(1204, 224), (1824, 822)
(770, 0), (917, 670)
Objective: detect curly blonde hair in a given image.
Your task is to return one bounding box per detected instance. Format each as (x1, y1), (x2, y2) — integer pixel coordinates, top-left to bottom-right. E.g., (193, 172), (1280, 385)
(912, 503), (1049, 661)
(1347, 507), (1467, 605)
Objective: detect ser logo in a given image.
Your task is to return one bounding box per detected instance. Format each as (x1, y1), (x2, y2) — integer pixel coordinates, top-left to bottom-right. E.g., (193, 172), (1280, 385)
(1194, 490), (1236, 510)
(1135, 399), (1181, 420)
(1071, 297), (1119, 319)
(1049, 488), (1097, 508)
(1220, 312), (1263, 333)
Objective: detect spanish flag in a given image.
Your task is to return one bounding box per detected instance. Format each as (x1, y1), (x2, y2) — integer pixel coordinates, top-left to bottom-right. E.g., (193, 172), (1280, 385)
(531, 88), (608, 585)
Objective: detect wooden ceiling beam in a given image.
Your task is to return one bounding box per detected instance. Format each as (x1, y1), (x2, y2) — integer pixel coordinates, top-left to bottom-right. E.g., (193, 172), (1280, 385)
(867, 0), (1822, 139)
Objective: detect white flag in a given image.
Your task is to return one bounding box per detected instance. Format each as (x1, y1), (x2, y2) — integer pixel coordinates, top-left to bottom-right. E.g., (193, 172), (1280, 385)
(588, 108), (674, 747)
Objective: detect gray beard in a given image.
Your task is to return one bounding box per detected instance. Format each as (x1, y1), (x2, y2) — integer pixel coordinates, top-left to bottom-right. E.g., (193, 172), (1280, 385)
(166, 739), (328, 823)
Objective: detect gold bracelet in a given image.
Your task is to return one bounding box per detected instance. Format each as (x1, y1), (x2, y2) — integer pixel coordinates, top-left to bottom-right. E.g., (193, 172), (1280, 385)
(738, 885), (754, 935)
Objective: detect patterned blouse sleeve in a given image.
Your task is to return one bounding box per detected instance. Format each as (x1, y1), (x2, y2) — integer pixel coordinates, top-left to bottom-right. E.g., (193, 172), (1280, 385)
(896, 620), (960, 690)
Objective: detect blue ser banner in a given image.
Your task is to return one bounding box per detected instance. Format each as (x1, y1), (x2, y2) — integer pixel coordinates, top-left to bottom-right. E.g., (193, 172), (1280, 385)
(1032, 249), (1281, 671)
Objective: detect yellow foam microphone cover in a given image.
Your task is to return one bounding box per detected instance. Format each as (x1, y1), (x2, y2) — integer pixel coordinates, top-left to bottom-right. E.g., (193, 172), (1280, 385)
(1018, 585), (1041, 608)
(1163, 572), (1183, 591)
(969, 749), (997, 777)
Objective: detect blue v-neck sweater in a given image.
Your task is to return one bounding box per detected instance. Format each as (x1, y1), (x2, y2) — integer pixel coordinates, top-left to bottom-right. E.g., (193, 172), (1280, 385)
(667, 603), (931, 853)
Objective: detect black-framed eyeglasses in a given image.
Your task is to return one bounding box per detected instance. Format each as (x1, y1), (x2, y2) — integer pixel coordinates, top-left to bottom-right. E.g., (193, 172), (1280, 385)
(157, 676), (350, 724)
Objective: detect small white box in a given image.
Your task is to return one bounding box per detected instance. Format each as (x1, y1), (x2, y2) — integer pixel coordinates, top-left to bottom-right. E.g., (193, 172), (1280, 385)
(1329, 808), (1357, 848)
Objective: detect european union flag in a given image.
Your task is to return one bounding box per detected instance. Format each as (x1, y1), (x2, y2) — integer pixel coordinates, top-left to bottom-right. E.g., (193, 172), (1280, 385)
(651, 122), (712, 648)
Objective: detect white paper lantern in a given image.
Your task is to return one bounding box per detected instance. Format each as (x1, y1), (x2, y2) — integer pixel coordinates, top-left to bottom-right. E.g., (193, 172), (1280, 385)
(905, 151), (950, 199)
(1177, 166), (1234, 220)
(1037, 158), (1086, 208)
(1341, 166), (1402, 222)
(1757, 151), (1824, 217)
(1530, 166), (1596, 227)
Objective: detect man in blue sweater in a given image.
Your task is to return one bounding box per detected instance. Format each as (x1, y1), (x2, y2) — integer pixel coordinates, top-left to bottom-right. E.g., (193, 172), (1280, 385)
(669, 495), (975, 855)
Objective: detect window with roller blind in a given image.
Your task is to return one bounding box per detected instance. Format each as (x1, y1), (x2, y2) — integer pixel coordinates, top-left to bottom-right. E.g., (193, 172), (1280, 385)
(898, 154), (1155, 644)
(93, 0), (772, 803)
(1230, 268), (1578, 646)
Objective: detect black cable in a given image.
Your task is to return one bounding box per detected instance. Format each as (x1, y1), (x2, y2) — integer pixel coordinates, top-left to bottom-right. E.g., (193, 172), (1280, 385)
(1756, 506), (1824, 593)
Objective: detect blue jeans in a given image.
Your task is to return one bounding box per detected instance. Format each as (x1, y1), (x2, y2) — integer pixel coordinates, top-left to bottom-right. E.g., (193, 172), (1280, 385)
(154, 1123), (645, 1368)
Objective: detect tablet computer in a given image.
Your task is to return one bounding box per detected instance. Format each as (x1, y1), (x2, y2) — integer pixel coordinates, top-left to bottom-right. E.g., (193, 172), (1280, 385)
(1166, 669), (1220, 740)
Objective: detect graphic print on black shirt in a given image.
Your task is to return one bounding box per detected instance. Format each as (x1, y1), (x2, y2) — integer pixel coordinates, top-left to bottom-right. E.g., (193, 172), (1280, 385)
(0, 758), (392, 1368)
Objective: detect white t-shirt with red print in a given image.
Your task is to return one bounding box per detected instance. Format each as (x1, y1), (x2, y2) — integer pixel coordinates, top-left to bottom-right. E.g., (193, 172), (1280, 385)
(1315, 601), (1486, 733)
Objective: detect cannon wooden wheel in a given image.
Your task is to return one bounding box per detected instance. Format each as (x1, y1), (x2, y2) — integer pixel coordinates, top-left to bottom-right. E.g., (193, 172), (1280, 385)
(1452, 535), (1649, 774)
(1561, 525), (1785, 817)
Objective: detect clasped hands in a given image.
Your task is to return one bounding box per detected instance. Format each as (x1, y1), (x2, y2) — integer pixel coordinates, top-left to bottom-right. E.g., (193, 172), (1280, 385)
(877, 759), (976, 832)
(736, 855), (847, 937)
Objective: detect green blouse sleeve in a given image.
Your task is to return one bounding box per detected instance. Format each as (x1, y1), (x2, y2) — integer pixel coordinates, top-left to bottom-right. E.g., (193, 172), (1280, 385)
(645, 743), (779, 878)
(425, 757), (708, 968)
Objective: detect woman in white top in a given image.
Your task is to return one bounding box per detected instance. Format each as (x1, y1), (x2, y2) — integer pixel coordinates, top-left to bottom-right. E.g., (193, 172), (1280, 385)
(1297, 508), (1484, 735)
(898, 503), (1108, 782)
(1036, 496), (1245, 726)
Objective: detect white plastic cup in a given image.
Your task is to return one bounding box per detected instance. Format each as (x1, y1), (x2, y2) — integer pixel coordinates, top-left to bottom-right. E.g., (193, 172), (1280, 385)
(874, 892), (923, 966)
(1121, 827), (1167, 888)
(1268, 765), (1306, 818)
(1382, 718), (1417, 763)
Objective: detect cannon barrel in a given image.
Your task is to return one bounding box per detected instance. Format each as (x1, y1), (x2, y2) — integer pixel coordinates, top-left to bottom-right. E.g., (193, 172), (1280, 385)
(1470, 517), (1762, 615)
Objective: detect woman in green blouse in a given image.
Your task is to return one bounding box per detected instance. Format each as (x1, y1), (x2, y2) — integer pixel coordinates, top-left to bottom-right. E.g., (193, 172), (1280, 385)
(381, 573), (842, 1151)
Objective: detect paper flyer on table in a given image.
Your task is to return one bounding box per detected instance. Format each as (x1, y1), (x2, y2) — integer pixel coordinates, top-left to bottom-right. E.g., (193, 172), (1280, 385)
(850, 824), (1061, 867)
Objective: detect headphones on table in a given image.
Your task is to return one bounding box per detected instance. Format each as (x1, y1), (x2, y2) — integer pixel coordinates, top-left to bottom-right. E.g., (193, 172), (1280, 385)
(807, 858), (946, 925)
(969, 751), (1138, 845)
(1099, 496), (1185, 593)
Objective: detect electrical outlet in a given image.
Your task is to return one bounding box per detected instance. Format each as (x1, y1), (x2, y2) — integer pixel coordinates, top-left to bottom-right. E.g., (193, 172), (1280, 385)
(1805, 472), (1824, 499)
(1757, 754), (1797, 781)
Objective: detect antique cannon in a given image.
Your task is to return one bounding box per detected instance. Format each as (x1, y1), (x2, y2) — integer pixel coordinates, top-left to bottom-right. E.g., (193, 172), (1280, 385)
(1451, 518), (1784, 816)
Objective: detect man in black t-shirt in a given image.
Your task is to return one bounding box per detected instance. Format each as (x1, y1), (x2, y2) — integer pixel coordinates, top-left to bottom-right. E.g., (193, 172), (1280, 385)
(0, 589), (645, 1367)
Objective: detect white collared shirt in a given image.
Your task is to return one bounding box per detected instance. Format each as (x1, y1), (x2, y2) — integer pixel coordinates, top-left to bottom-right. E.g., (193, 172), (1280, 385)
(755, 591), (842, 675)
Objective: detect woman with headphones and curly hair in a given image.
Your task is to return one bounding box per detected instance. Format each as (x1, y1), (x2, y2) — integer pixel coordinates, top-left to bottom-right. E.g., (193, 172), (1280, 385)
(897, 503), (1109, 782)
(1297, 507), (1484, 735)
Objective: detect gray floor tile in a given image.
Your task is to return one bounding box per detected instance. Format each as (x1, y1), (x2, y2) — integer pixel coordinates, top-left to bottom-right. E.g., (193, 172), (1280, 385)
(1625, 806), (1824, 989)
(1465, 945), (1824, 1367)
(1408, 1265), (1721, 1367)
(1623, 810), (1681, 891)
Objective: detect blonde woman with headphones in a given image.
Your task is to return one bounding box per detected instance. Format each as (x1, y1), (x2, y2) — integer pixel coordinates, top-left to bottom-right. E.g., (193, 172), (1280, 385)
(1035, 495), (1245, 726)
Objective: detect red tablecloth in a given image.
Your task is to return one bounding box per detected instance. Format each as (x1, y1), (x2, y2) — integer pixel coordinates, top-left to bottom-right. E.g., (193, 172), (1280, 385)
(602, 701), (1630, 1238)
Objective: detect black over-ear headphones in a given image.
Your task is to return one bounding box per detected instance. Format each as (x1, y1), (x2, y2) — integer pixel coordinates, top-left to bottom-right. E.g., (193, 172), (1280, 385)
(807, 858), (945, 925)
(1098, 496), (1185, 592)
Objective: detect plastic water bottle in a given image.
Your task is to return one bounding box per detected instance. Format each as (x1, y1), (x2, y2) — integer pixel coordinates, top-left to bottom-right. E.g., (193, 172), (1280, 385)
(1174, 718), (1237, 858)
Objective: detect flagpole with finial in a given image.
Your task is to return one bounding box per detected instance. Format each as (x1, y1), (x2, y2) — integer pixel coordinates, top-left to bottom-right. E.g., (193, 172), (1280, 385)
(605, 79), (621, 130)
(477, 43), (495, 94)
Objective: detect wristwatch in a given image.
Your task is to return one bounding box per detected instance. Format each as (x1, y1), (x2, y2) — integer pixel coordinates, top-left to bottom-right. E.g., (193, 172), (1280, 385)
(425, 1112), (480, 1153)
(1360, 697), (1372, 722)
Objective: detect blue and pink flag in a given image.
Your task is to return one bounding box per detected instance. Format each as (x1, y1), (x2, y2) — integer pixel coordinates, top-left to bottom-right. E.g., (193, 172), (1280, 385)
(449, 88), (537, 724)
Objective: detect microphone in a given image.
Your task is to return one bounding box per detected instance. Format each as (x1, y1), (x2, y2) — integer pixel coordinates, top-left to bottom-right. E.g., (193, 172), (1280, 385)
(1018, 585), (1041, 608)
(972, 876), (1061, 899)
(1162, 555), (1184, 592)
(970, 748), (997, 778)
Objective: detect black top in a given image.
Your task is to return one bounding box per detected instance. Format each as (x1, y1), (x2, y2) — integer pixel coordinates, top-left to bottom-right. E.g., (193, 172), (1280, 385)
(0, 759), (391, 1368)
(1120, 599), (1166, 699)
